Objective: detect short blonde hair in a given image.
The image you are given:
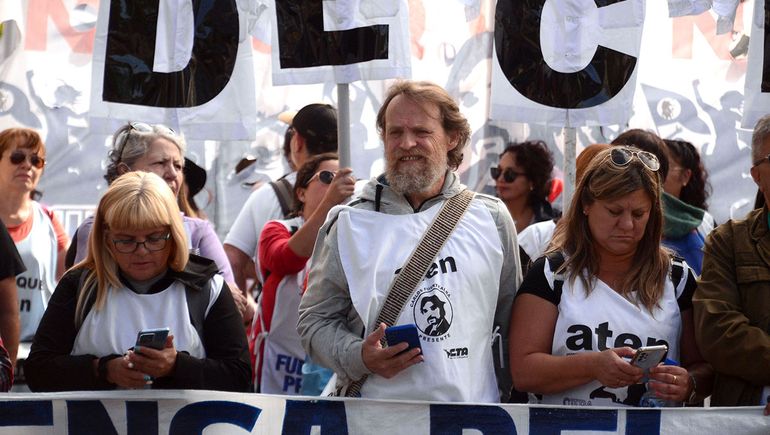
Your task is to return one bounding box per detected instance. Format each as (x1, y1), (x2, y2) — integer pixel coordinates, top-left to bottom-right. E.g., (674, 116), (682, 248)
(75, 171), (189, 323)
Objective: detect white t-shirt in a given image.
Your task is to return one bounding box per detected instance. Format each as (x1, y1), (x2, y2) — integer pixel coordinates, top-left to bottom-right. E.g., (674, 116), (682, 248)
(517, 255), (697, 407)
(518, 219), (557, 262)
(224, 172), (297, 268)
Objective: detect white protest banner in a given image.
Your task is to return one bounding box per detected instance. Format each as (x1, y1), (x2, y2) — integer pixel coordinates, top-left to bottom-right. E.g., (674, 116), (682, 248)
(88, 0), (258, 140)
(0, 390), (768, 434)
(490, 0), (644, 127)
(268, 0), (411, 85)
(742, 0), (769, 130)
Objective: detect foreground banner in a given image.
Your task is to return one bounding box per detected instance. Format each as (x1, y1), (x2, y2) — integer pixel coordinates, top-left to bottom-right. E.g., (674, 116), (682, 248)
(0, 390), (767, 434)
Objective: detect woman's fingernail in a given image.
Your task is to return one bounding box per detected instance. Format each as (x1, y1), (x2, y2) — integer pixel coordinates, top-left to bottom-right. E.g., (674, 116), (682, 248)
(127, 362), (134, 369)
(143, 375), (151, 381)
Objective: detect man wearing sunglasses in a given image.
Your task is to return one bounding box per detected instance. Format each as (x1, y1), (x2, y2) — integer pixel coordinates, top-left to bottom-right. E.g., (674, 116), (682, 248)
(695, 114), (770, 408)
(298, 81), (521, 403)
(224, 104), (338, 292)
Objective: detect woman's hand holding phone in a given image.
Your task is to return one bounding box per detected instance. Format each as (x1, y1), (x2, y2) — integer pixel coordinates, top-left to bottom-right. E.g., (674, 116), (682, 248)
(104, 355), (153, 389)
(126, 334), (178, 379)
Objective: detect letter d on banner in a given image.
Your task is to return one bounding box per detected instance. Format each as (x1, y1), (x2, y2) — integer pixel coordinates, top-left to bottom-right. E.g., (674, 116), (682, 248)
(102, 0), (239, 108)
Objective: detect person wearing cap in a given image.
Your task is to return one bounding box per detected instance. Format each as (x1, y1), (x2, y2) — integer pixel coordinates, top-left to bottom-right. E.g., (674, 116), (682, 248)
(224, 103), (339, 292)
(297, 81), (520, 402)
(65, 122), (235, 286)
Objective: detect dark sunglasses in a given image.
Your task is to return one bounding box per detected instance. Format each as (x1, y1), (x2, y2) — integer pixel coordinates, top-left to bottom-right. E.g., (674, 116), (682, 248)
(610, 147), (660, 172)
(490, 166), (522, 183)
(116, 122), (177, 160)
(9, 150), (45, 169)
(308, 170), (335, 186)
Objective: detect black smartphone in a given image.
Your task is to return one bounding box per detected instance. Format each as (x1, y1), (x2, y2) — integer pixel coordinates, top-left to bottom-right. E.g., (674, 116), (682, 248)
(630, 345), (668, 370)
(385, 324), (423, 356)
(135, 327), (170, 351)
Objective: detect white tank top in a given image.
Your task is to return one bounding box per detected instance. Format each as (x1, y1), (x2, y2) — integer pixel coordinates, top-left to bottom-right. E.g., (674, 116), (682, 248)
(336, 199), (503, 402)
(72, 275), (222, 358)
(14, 202), (58, 341)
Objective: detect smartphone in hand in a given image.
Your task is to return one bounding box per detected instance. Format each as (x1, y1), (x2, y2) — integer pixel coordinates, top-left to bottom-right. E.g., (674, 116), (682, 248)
(135, 327), (170, 352)
(385, 324), (422, 356)
(630, 345), (668, 370)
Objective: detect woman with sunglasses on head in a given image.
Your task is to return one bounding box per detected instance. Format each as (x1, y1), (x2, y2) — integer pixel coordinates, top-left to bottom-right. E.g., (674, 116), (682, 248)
(25, 171), (251, 392)
(509, 147), (712, 408)
(68, 122), (235, 287)
(250, 153), (354, 394)
(492, 140), (559, 233)
(0, 128), (68, 351)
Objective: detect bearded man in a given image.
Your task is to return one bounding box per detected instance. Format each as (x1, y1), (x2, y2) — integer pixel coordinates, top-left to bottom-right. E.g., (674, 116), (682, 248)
(297, 80), (521, 402)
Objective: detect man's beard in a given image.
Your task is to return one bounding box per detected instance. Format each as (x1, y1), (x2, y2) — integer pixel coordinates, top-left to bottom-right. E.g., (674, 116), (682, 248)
(386, 151), (447, 195)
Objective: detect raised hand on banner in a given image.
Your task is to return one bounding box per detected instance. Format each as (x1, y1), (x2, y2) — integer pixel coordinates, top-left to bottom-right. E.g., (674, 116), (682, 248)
(362, 323), (423, 379)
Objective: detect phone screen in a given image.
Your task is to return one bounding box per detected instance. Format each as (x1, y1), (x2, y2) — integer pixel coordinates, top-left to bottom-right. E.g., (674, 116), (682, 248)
(135, 327), (169, 351)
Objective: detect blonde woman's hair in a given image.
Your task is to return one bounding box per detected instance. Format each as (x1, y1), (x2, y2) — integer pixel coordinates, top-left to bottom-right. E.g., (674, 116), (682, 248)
(74, 171), (189, 324)
(547, 147), (670, 312)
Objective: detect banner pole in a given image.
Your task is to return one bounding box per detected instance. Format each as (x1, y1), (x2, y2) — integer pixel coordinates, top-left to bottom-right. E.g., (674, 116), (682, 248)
(563, 126), (577, 210)
(337, 83), (351, 168)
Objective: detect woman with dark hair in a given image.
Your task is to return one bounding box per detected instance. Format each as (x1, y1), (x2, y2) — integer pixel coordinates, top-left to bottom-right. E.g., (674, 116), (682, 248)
(251, 153), (355, 394)
(491, 140), (558, 233)
(510, 147), (712, 407)
(663, 139), (716, 236)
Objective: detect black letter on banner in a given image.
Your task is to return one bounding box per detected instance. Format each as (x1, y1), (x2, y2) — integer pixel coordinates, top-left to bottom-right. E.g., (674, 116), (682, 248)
(67, 401), (118, 434)
(169, 401), (260, 434)
(495, 0), (636, 109)
(275, 0), (389, 68)
(127, 401), (159, 435)
(430, 404), (517, 434)
(0, 401), (53, 427)
(755, 0), (770, 93)
(103, 0), (239, 107)
(282, 399), (348, 434)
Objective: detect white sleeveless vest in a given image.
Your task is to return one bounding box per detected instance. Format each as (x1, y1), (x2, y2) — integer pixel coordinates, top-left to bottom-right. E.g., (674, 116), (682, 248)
(72, 275), (223, 358)
(15, 202), (57, 342)
(540, 261), (685, 407)
(256, 217), (307, 395)
(336, 199), (503, 402)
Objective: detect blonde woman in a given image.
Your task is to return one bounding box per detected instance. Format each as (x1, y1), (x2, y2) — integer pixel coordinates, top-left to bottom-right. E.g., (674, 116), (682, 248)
(25, 172), (250, 391)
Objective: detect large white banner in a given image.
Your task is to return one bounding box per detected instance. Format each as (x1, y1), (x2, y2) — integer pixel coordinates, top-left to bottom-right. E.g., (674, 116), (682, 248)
(88, 0), (259, 140)
(742, 0), (768, 129)
(0, 390), (768, 434)
(490, 0), (644, 127)
(268, 0), (411, 85)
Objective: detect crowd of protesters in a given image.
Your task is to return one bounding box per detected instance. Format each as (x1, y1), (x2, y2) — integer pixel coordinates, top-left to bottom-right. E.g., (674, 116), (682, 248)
(1, 80), (770, 418)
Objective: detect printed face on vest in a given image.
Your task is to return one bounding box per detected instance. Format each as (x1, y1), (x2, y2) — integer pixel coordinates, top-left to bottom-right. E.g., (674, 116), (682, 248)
(584, 189), (651, 258)
(413, 288), (453, 337)
(1, 143), (44, 194)
(494, 151), (530, 204)
(107, 227), (172, 282)
(130, 138), (184, 196)
(383, 95), (454, 195)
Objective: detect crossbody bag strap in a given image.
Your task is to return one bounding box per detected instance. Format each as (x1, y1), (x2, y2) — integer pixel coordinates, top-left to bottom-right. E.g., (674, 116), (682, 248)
(344, 189), (475, 397)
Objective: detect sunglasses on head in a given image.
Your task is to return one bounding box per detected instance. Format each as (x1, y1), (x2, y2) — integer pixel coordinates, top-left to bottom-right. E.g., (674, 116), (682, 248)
(116, 122), (177, 160)
(609, 147), (660, 172)
(8, 150), (45, 169)
(490, 166), (523, 183)
(308, 170), (335, 186)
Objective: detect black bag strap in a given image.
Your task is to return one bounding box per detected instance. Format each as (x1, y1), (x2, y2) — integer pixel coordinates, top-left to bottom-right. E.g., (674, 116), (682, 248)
(270, 178), (296, 219)
(344, 189), (475, 397)
(545, 251), (566, 294)
(670, 255), (685, 289)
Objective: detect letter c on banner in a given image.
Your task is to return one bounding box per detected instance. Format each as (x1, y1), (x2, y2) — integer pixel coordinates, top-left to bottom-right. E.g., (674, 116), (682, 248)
(103, 0), (239, 108)
(275, 0), (389, 68)
(494, 0), (636, 109)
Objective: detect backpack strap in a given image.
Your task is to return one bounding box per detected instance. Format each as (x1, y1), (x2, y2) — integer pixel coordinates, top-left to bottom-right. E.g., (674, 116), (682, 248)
(270, 178), (296, 219)
(670, 255), (686, 289)
(184, 283), (211, 342)
(545, 251), (566, 294)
